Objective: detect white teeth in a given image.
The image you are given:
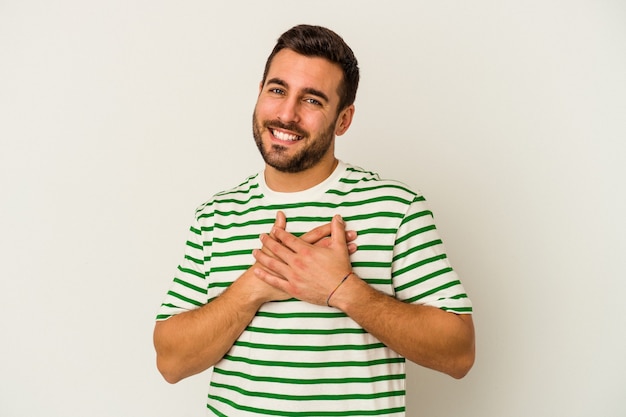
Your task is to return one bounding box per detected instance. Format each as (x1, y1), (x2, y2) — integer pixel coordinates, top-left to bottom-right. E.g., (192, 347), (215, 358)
(272, 130), (300, 141)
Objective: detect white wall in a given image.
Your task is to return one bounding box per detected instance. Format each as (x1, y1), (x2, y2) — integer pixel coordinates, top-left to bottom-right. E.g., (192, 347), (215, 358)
(1, 1), (624, 416)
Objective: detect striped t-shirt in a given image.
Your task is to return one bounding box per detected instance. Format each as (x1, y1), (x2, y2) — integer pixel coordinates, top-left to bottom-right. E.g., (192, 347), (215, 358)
(157, 161), (472, 416)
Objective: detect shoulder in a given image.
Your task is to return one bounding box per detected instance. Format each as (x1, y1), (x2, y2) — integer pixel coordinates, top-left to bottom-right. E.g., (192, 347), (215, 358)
(193, 173), (262, 220)
(340, 163), (422, 201)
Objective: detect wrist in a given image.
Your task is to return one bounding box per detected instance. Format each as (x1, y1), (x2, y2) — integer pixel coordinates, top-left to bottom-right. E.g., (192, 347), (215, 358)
(326, 272), (354, 307)
(326, 272), (370, 311)
(228, 268), (270, 309)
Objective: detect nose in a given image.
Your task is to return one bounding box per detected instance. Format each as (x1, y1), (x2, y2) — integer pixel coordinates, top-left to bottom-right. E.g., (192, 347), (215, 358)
(276, 96), (300, 124)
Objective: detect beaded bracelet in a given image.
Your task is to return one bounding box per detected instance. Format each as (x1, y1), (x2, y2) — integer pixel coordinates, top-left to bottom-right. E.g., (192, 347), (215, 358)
(326, 272), (354, 307)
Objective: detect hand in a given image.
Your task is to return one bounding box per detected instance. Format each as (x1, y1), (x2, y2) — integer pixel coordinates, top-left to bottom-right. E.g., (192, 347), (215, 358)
(261, 211), (358, 256)
(299, 215), (358, 254)
(252, 214), (354, 305)
(239, 212), (292, 304)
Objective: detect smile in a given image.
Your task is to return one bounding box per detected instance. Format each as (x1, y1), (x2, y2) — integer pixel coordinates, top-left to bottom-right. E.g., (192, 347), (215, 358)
(272, 129), (302, 142)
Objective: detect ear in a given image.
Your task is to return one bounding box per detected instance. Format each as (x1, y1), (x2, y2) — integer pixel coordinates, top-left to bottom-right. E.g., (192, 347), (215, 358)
(334, 104), (355, 136)
(258, 81), (264, 94)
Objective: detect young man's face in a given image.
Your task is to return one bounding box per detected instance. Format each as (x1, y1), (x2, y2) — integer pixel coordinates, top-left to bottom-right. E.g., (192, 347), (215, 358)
(252, 48), (351, 174)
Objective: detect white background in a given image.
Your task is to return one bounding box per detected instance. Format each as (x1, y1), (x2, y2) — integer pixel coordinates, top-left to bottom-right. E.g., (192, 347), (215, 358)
(1, 1), (625, 416)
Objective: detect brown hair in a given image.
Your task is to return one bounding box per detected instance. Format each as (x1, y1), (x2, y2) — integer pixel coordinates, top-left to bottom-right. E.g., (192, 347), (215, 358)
(261, 25), (360, 113)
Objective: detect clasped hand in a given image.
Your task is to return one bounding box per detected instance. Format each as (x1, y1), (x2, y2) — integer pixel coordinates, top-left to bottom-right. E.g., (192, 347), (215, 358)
(252, 211), (356, 306)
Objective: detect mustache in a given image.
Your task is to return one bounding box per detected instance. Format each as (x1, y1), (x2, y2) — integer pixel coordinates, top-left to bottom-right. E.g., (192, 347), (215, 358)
(263, 119), (308, 138)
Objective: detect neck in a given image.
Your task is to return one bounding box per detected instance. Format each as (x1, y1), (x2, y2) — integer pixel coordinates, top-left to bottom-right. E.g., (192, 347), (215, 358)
(264, 157), (339, 192)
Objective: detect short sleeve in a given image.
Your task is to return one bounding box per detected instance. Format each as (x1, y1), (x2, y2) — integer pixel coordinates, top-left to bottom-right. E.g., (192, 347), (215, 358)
(391, 195), (472, 314)
(155, 213), (211, 320)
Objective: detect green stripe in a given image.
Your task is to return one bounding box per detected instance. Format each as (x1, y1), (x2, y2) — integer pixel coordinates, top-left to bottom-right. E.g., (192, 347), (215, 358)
(165, 290), (203, 307)
(393, 254), (449, 278)
(399, 209), (432, 227)
(404, 279), (463, 303)
(233, 340), (386, 352)
(351, 261), (392, 268)
(364, 278), (392, 285)
(212, 249), (252, 257)
(186, 240), (202, 250)
(214, 218), (276, 230)
(210, 381), (404, 401)
(177, 265), (204, 279)
(172, 277), (206, 294)
(344, 211), (403, 222)
(358, 244), (394, 251)
(247, 326), (366, 336)
(358, 228), (397, 236)
(395, 267), (453, 291)
(214, 176), (259, 193)
(208, 281), (234, 289)
(206, 403), (228, 417)
(286, 213), (402, 223)
(392, 239), (442, 262)
(223, 354), (405, 369)
(212, 367), (405, 385)
(285, 215), (332, 223)
(201, 195), (412, 222)
(213, 233), (259, 243)
(329, 183), (414, 197)
(210, 264), (250, 273)
(208, 395), (405, 416)
(344, 166), (378, 177)
(213, 193), (264, 205)
(442, 305), (473, 313)
(256, 311), (347, 319)
(184, 254), (203, 264)
(395, 225), (436, 245)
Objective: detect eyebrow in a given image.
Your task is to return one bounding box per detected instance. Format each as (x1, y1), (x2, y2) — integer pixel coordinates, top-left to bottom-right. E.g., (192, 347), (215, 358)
(266, 77), (330, 103)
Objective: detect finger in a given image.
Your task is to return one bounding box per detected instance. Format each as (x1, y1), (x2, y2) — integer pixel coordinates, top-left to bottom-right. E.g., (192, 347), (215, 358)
(261, 232), (298, 265)
(261, 211), (287, 258)
(301, 223), (357, 245)
(270, 227), (308, 254)
(253, 246), (292, 277)
(345, 230), (357, 242)
(300, 222), (332, 244)
(253, 267), (292, 293)
(331, 215), (348, 247)
(271, 211), (287, 236)
(347, 242), (358, 255)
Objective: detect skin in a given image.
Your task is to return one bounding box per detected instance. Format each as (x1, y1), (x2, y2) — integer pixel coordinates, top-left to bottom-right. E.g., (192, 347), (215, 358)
(154, 212), (358, 383)
(253, 215), (475, 379)
(154, 48), (475, 383)
(252, 49), (354, 192)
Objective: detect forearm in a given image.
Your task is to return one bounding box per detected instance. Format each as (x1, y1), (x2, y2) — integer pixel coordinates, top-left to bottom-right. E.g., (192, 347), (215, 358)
(154, 214), (356, 383)
(332, 275), (475, 379)
(153, 272), (264, 383)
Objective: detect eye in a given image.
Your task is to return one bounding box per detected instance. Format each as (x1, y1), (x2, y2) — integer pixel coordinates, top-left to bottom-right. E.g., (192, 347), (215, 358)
(269, 88), (285, 95)
(304, 97), (322, 106)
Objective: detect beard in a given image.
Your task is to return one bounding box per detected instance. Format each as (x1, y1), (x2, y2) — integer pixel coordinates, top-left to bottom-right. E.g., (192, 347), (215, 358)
(252, 110), (336, 174)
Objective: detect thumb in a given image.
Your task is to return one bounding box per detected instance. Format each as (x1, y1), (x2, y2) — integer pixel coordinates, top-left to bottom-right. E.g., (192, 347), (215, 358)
(272, 211), (287, 235)
(331, 214), (347, 246)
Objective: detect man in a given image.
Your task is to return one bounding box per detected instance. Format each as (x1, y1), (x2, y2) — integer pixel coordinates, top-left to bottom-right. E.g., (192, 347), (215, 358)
(154, 24), (475, 416)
